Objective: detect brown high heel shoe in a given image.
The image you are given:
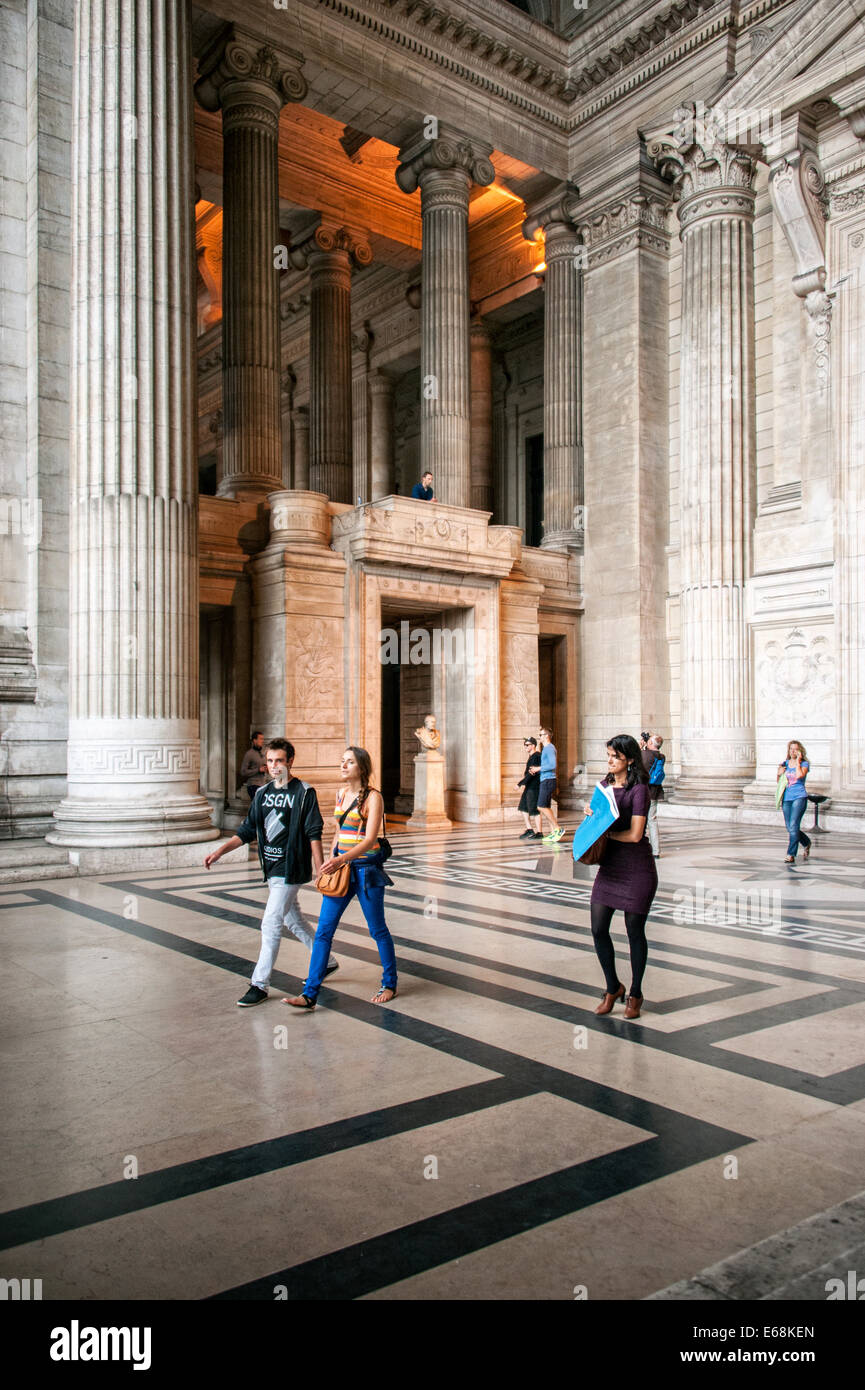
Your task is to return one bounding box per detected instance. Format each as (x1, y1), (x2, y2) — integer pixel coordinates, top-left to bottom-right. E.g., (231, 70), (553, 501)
(623, 993), (643, 1019)
(595, 983), (625, 1015)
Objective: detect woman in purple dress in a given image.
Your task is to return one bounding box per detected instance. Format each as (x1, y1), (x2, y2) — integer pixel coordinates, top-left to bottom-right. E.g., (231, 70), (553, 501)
(583, 734), (657, 1020)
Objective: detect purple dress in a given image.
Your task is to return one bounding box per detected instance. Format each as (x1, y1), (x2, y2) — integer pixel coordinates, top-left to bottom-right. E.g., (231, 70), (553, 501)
(590, 782), (658, 915)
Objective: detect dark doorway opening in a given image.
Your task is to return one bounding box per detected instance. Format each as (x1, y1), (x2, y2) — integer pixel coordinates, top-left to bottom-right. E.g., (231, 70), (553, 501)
(380, 658), (401, 813)
(525, 432), (544, 548)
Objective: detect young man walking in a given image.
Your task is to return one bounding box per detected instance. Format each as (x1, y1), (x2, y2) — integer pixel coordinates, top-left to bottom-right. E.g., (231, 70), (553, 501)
(205, 738), (337, 1005)
(538, 727), (564, 842)
(641, 734), (665, 857)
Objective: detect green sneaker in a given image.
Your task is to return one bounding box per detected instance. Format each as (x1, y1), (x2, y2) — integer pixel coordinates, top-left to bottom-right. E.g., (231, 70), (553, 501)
(550, 827), (565, 842)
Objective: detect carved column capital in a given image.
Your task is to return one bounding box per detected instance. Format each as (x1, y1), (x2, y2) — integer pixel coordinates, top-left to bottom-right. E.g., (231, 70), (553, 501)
(834, 77), (865, 142)
(194, 24), (307, 128)
(289, 221), (372, 274)
(648, 108), (757, 230)
(396, 128), (495, 196)
(522, 181), (580, 246)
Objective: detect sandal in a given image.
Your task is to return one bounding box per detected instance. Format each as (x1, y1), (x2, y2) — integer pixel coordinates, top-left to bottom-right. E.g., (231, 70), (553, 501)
(282, 994), (316, 1010)
(371, 986), (398, 1004)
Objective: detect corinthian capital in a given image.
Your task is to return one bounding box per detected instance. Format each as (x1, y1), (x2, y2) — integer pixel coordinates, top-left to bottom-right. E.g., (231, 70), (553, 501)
(195, 24), (307, 114)
(647, 102), (757, 204)
(396, 127), (495, 195)
(289, 221), (373, 272)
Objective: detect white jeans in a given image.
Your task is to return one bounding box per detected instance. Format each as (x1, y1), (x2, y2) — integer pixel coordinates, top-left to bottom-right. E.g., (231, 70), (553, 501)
(251, 877), (322, 989)
(647, 800), (660, 856)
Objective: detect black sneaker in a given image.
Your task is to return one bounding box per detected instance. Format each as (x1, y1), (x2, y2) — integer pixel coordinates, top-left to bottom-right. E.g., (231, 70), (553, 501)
(519, 829), (533, 839)
(532, 831), (544, 839)
(236, 985), (268, 1007)
(324, 962), (340, 977)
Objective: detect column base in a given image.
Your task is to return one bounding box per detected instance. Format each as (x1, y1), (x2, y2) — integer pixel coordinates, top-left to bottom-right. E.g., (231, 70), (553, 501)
(668, 774), (752, 808)
(57, 838), (250, 876)
(407, 811), (453, 831)
(541, 527), (583, 552)
(46, 795), (219, 850)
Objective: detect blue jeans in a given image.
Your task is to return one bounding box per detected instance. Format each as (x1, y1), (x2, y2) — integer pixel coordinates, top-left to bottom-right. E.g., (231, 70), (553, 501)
(783, 796), (811, 858)
(304, 857), (397, 1001)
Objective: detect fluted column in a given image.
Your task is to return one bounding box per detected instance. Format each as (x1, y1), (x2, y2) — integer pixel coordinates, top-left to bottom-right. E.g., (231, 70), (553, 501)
(195, 28), (306, 500)
(651, 120), (757, 803)
(470, 318), (494, 513)
(291, 224), (371, 503)
(48, 0), (216, 853)
(523, 188), (583, 549)
(397, 131), (494, 507)
(292, 404), (310, 490)
(369, 371), (395, 499)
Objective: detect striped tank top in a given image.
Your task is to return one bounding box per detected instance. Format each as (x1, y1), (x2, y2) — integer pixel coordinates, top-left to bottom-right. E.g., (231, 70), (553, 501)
(336, 790), (381, 861)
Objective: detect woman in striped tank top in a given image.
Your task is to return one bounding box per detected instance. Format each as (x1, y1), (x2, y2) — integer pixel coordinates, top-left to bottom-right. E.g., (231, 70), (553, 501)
(284, 747), (398, 1010)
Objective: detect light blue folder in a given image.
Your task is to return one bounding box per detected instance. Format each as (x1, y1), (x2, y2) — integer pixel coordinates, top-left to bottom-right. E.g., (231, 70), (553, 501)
(571, 782), (620, 861)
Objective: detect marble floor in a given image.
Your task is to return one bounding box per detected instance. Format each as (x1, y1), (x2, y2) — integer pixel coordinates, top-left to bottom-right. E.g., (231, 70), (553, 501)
(2, 814), (865, 1301)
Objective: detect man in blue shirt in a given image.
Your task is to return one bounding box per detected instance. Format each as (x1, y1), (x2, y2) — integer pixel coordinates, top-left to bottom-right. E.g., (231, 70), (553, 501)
(411, 471), (435, 501)
(538, 727), (564, 842)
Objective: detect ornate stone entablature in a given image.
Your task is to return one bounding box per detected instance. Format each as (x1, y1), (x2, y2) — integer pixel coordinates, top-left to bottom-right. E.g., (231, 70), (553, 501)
(572, 190), (672, 266)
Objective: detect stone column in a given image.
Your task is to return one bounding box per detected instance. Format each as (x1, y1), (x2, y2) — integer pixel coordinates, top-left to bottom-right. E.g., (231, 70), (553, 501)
(369, 371), (395, 499)
(523, 188), (583, 550)
(48, 0), (216, 859)
(292, 405), (310, 490)
(470, 318), (494, 513)
(195, 27), (306, 501)
(291, 224), (371, 503)
(397, 130), (494, 507)
(651, 121), (758, 804)
(352, 329), (372, 505)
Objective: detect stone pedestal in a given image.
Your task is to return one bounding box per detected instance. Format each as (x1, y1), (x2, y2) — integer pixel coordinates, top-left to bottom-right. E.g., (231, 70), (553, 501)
(407, 751), (452, 829)
(195, 27), (307, 501)
(48, 0), (216, 859)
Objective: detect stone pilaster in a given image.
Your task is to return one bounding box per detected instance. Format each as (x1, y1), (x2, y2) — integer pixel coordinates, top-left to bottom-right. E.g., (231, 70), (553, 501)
(369, 371), (395, 499)
(291, 224), (371, 504)
(651, 120), (758, 804)
(195, 27), (307, 501)
(48, 0), (216, 859)
(352, 329), (372, 505)
(470, 318), (494, 514)
(523, 187), (583, 550)
(397, 130), (494, 507)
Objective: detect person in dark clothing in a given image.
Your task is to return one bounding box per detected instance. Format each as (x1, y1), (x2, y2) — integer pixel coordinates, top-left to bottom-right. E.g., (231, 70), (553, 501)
(205, 738), (336, 1005)
(516, 736), (542, 838)
(239, 731), (267, 799)
(411, 471), (435, 501)
(641, 734), (665, 858)
(584, 734), (657, 1020)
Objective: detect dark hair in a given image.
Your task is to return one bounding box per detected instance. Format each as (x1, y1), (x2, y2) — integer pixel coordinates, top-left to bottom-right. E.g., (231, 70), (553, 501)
(266, 738), (295, 760)
(602, 734), (648, 789)
(346, 745), (375, 814)
(252, 730), (263, 740)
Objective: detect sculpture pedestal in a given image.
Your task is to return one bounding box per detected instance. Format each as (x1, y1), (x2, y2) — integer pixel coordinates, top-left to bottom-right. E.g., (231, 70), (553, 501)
(407, 751), (452, 830)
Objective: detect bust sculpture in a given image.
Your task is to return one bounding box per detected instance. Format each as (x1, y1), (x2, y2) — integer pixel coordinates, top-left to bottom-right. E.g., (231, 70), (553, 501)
(414, 713), (441, 752)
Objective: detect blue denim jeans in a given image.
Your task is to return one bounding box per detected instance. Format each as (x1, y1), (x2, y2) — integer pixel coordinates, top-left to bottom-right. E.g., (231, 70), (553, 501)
(304, 856), (397, 1001)
(783, 796), (811, 858)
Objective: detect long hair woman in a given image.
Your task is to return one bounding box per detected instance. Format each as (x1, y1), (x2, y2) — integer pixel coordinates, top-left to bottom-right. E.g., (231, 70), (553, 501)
(284, 746), (398, 1010)
(584, 734), (657, 1020)
(777, 739), (811, 865)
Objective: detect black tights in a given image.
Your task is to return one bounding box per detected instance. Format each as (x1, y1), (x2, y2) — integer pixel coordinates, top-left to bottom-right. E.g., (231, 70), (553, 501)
(590, 902), (648, 997)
